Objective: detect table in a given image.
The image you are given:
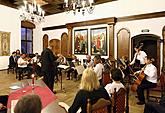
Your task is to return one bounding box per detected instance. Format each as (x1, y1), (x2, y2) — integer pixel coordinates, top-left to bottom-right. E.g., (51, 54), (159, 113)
(7, 79), (66, 113)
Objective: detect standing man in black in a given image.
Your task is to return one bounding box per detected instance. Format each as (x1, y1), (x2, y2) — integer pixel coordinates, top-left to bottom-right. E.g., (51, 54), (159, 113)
(40, 46), (58, 92)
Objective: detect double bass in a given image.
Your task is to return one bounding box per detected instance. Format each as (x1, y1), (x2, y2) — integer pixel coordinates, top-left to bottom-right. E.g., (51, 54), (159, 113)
(128, 65), (146, 92)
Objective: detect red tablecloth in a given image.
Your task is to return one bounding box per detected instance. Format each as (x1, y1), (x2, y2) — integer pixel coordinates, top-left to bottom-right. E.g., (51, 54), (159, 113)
(7, 86), (57, 109)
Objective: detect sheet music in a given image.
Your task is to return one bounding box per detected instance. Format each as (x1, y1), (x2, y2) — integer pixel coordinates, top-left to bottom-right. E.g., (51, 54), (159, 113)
(57, 65), (70, 70)
(75, 65), (85, 75)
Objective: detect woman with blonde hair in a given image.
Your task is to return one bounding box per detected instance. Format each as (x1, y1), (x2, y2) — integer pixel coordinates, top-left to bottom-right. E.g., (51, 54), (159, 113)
(60, 68), (110, 113)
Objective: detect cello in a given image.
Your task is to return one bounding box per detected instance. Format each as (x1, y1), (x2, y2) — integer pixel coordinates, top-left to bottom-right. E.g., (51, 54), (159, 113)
(128, 65), (146, 92)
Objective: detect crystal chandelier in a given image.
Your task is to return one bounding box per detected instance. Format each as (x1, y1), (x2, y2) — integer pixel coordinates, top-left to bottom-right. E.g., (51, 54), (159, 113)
(19, 0), (45, 23)
(64, 0), (94, 15)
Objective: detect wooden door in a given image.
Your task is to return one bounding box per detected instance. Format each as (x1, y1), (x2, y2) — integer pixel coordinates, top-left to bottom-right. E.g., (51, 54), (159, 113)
(49, 39), (61, 55)
(61, 32), (68, 57)
(117, 28), (130, 58)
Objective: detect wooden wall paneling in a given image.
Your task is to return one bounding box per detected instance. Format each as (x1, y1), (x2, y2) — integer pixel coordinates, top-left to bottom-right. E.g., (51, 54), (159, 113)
(108, 24), (115, 69)
(43, 34), (49, 50)
(61, 32), (68, 57)
(66, 25), (73, 56)
(49, 39), (61, 55)
(21, 21), (35, 29)
(117, 28), (130, 58)
(162, 26), (165, 67)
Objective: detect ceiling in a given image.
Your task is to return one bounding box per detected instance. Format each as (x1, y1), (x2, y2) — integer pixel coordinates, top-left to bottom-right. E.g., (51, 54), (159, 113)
(0, 0), (117, 15)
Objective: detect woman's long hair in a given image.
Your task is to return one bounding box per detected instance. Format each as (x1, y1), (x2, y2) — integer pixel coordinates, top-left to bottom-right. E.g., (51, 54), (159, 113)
(80, 68), (100, 91)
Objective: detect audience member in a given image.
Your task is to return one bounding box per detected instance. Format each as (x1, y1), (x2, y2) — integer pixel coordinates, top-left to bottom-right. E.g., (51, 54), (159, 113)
(93, 55), (104, 84)
(105, 68), (125, 97)
(144, 95), (165, 113)
(59, 68), (111, 113)
(14, 94), (42, 113)
(40, 46), (58, 92)
(101, 58), (111, 74)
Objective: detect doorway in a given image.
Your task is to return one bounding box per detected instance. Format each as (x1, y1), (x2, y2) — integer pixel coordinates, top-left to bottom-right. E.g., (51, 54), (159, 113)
(131, 34), (160, 72)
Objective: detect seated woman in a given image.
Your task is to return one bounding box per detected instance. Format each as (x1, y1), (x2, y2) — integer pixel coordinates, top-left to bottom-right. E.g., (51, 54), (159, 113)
(105, 68), (125, 97)
(59, 68), (111, 113)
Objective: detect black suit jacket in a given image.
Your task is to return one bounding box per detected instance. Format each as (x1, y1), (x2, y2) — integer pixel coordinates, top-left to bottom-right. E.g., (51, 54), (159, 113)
(41, 48), (57, 72)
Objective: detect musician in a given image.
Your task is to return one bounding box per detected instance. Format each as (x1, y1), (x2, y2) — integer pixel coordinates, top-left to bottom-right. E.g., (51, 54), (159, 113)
(17, 53), (30, 80)
(136, 56), (157, 105)
(83, 55), (94, 68)
(93, 55), (104, 85)
(130, 43), (147, 70)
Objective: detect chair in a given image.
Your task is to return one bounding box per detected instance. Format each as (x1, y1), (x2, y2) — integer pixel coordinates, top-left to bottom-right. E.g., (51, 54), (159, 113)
(102, 72), (112, 86)
(146, 70), (165, 102)
(7, 65), (15, 74)
(112, 88), (126, 113)
(87, 98), (111, 113)
(0, 95), (8, 113)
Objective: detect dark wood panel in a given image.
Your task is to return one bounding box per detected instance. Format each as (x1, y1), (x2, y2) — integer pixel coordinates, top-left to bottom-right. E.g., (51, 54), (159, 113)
(117, 11), (165, 22)
(21, 21), (35, 29)
(61, 32), (68, 57)
(117, 28), (130, 58)
(43, 34), (49, 50)
(42, 25), (66, 31)
(49, 39), (61, 55)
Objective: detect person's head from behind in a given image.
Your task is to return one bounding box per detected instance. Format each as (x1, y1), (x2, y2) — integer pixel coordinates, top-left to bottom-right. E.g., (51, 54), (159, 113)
(80, 68), (100, 91)
(94, 55), (101, 65)
(14, 94), (42, 113)
(111, 68), (122, 82)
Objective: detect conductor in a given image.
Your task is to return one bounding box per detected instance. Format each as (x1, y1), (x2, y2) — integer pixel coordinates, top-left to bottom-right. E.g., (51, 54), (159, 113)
(40, 45), (58, 92)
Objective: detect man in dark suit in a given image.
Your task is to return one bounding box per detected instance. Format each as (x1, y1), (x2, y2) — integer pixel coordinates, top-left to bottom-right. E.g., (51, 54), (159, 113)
(40, 46), (58, 92)
(9, 51), (16, 68)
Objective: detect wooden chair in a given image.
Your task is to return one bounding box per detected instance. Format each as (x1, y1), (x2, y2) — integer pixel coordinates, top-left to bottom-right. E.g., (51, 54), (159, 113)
(102, 72), (112, 86)
(87, 98), (111, 113)
(112, 88), (126, 113)
(7, 65), (15, 74)
(146, 70), (165, 102)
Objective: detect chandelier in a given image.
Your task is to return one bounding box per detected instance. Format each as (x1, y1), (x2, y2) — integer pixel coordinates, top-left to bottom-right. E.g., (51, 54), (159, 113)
(19, 0), (45, 23)
(64, 0), (94, 15)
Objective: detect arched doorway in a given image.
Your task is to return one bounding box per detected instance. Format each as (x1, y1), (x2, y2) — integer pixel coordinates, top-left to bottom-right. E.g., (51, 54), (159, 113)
(131, 34), (160, 72)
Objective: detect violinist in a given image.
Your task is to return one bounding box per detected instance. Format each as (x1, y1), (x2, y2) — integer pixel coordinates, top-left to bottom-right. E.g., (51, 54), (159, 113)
(130, 43), (147, 71)
(136, 56), (157, 105)
(17, 53), (30, 80)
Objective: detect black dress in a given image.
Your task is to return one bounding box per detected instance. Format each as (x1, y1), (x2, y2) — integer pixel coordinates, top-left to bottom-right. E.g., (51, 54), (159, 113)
(68, 87), (111, 113)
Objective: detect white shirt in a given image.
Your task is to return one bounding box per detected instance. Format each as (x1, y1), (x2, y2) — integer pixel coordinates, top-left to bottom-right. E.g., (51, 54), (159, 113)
(17, 57), (29, 68)
(130, 51), (147, 65)
(144, 63), (157, 83)
(105, 81), (125, 97)
(94, 63), (104, 80)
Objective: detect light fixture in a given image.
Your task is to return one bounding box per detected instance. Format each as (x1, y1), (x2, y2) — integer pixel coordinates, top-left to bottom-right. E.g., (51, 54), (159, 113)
(64, 0), (94, 15)
(19, 0), (45, 23)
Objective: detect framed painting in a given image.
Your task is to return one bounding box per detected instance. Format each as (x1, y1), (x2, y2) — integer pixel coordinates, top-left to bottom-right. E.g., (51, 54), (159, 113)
(74, 29), (88, 54)
(0, 31), (10, 56)
(90, 27), (107, 56)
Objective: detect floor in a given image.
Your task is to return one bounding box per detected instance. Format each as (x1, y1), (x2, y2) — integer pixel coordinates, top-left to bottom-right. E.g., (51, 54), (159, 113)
(0, 70), (152, 113)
